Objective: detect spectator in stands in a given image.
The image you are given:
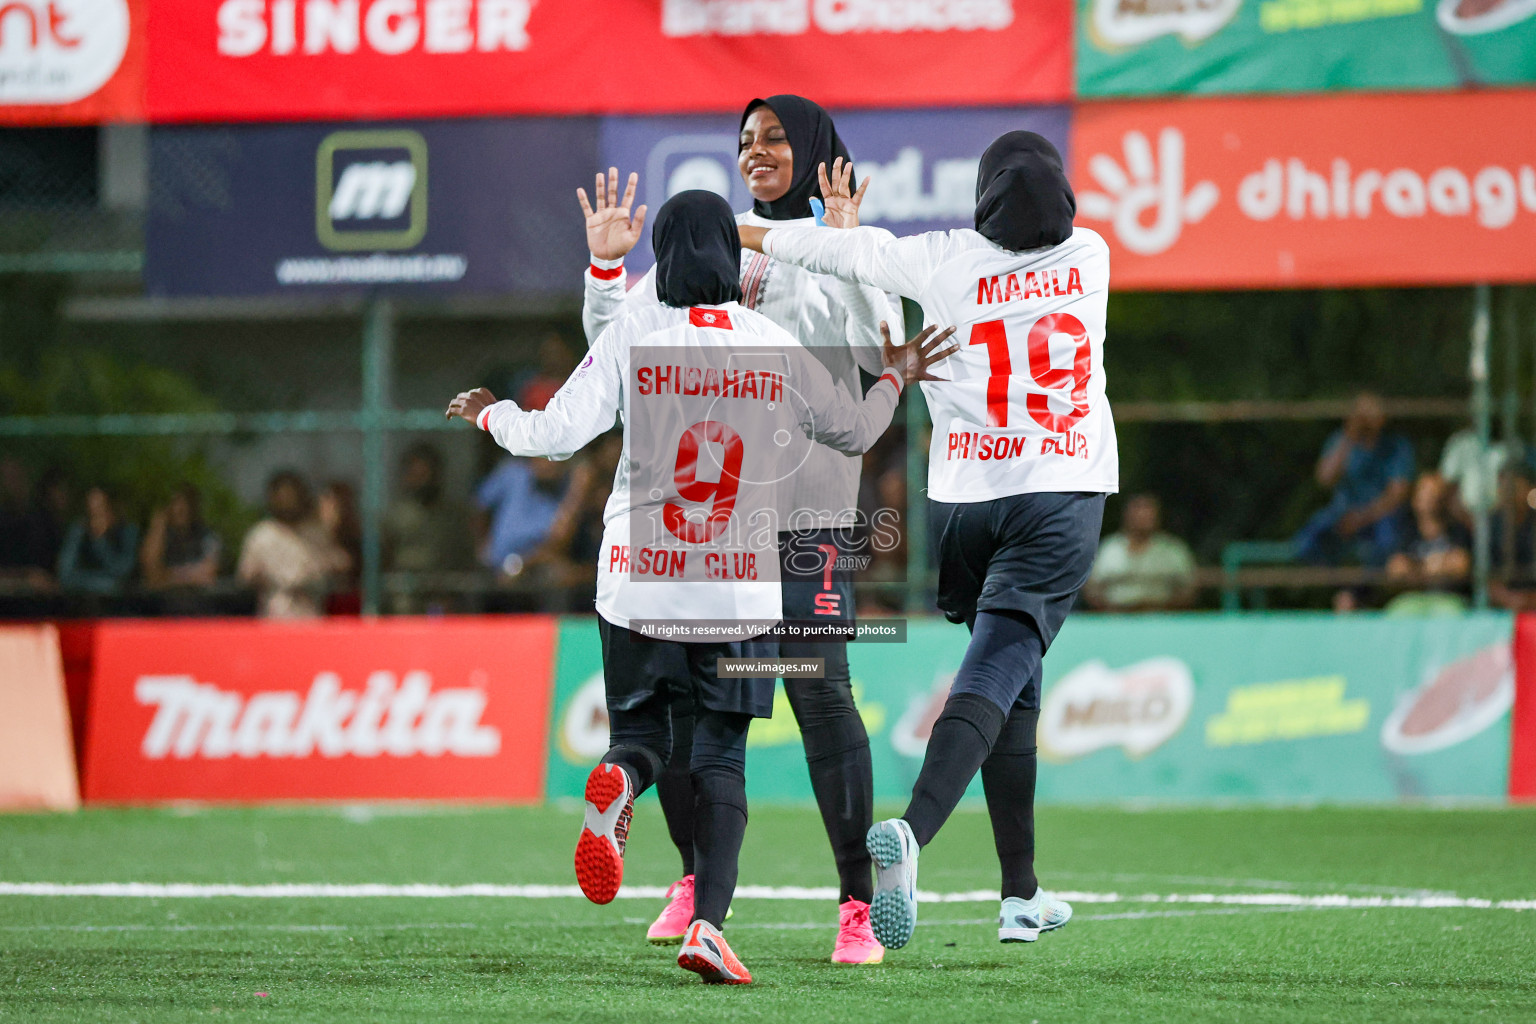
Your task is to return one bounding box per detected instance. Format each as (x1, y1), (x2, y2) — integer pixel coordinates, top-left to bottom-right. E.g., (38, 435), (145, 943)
(140, 484), (222, 589)
(238, 470), (347, 618)
(514, 333), (578, 412)
(384, 444), (475, 612)
(1489, 465), (1536, 578)
(0, 456), (50, 588)
(475, 456), (585, 578)
(1385, 473), (1470, 590)
(57, 486), (139, 594)
(29, 468), (73, 579)
(319, 481), (362, 614)
(1084, 494), (1197, 611)
(1294, 393), (1413, 566)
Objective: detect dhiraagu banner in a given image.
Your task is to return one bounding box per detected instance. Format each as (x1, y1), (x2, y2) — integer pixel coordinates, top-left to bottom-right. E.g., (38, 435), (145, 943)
(1078, 0), (1536, 97)
(546, 613), (1515, 803)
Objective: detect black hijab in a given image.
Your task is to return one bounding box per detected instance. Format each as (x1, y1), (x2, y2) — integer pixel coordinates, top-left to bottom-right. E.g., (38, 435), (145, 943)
(974, 131), (1076, 252)
(740, 95), (854, 221)
(652, 190), (744, 308)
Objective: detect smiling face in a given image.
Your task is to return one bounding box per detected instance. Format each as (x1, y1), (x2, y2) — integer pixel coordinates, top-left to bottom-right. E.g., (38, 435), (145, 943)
(738, 105), (793, 203)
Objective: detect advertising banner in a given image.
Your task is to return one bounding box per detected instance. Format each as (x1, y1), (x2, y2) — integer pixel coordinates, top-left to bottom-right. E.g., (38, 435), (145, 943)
(1078, 0), (1536, 97)
(145, 118), (596, 296)
(1071, 91), (1536, 290)
(1510, 613), (1536, 800)
(597, 105), (1071, 278)
(548, 613), (1515, 803)
(0, 0), (145, 124)
(146, 0), (1070, 124)
(83, 618), (556, 802)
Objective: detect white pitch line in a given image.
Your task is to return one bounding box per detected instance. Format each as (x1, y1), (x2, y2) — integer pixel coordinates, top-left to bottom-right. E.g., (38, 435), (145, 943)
(0, 882), (1532, 910)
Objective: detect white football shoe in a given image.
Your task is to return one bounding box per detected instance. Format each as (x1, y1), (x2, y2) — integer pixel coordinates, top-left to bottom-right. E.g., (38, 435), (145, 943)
(999, 888), (1073, 943)
(866, 818), (920, 949)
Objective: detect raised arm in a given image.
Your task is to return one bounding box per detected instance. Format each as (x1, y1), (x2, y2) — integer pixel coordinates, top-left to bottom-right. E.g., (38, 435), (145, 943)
(739, 223), (941, 302)
(448, 329), (626, 460)
(577, 168), (656, 344)
(792, 322), (957, 455)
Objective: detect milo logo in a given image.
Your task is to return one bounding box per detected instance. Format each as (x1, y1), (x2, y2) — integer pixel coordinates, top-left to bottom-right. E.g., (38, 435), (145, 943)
(1038, 657), (1194, 761)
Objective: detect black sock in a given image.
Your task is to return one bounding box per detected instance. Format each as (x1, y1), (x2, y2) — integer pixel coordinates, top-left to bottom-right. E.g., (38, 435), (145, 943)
(691, 768), (748, 929)
(655, 707), (697, 877)
(901, 692), (1007, 847)
(982, 709), (1039, 900)
(802, 722), (875, 904)
(601, 743), (664, 797)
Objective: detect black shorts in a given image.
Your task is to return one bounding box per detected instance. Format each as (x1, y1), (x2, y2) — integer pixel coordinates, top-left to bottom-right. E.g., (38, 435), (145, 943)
(930, 491), (1107, 646)
(598, 617), (777, 719)
(778, 526), (858, 632)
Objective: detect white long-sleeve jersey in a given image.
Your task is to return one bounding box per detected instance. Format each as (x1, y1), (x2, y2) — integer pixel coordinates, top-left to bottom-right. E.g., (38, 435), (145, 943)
(480, 301), (904, 635)
(584, 211), (899, 528)
(764, 225), (1118, 503)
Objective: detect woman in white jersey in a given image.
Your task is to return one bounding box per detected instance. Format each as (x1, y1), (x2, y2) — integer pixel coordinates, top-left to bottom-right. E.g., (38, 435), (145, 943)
(739, 132), (1115, 952)
(578, 95), (897, 964)
(449, 190), (955, 983)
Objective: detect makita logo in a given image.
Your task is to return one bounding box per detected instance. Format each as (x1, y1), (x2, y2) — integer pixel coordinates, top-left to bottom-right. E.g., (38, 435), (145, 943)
(330, 162), (416, 220)
(135, 671), (501, 760)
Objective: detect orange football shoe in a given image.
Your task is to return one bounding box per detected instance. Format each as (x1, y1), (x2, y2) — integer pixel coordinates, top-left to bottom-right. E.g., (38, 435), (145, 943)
(574, 763), (633, 905)
(677, 920), (752, 984)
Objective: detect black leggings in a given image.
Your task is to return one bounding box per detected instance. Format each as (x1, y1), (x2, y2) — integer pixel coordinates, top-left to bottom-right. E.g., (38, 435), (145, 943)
(656, 639), (875, 904)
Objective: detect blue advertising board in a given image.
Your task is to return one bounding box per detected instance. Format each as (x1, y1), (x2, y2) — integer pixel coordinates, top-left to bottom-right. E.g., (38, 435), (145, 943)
(146, 118), (599, 297)
(598, 105), (1073, 277)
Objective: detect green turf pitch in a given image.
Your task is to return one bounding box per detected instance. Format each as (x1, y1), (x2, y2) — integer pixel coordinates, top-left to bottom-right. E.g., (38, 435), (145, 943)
(3, 803), (1534, 1023)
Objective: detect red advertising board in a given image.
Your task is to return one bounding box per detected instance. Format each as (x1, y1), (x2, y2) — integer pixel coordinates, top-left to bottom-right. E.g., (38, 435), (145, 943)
(83, 617), (557, 802)
(145, 0), (1070, 122)
(1070, 91), (1536, 290)
(1511, 614), (1536, 802)
(0, 0), (146, 125)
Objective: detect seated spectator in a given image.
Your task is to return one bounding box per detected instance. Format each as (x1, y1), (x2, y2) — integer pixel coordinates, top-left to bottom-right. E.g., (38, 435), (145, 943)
(386, 445), (474, 572)
(57, 486), (139, 594)
(0, 456), (47, 588)
(1294, 393), (1413, 566)
(384, 445), (474, 612)
(1489, 466), (1536, 580)
(140, 484), (221, 589)
(1439, 424), (1522, 528)
(318, 481), (362, 615)
(476, 456), (584, 578)
(1084, 494), (1197, 611)
(237, 470), (348, 618)
(1385, 473), (1470, 590)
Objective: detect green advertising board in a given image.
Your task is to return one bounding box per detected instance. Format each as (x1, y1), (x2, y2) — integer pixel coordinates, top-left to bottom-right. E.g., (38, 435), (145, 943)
(1077, 0), (1536, 96)
(545, 613), (1514, 804)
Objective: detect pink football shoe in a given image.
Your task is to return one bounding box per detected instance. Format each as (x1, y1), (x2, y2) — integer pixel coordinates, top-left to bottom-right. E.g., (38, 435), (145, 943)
(831, 899), (885, 964)
(646, 875), (695, 945)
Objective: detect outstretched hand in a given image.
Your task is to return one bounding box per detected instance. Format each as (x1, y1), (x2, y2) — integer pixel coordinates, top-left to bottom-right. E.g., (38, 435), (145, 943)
(446, 387), (497, 425)
(881, 322), (957, 386)
(817, 157), (869, 230)
(577, 168), (647, 262)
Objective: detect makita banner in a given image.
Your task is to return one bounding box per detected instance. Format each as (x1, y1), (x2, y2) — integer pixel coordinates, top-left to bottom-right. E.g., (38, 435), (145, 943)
(82, 618), (556, 802)
(0, 0), (146, 124)
(1071, 91), (1536, 289)
(599, 105), (1071, 277)
(144, 0), (1069, 122)
(145, 118), (597, 296)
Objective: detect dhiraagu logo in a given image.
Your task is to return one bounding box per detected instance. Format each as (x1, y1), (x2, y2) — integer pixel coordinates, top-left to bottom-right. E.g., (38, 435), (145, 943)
(316, 130), (428, 252)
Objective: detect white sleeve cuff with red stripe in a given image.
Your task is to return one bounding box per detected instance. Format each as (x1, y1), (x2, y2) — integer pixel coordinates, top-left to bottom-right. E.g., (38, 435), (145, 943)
(588, 254), (624, 281)
(476, 404), (496, 431)
(879, 368), (904, 395)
